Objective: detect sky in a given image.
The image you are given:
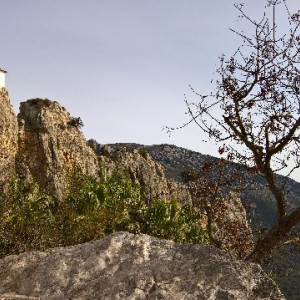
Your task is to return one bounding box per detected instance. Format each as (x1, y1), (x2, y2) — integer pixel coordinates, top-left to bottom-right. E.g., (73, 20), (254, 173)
(1, 0), (299, 180)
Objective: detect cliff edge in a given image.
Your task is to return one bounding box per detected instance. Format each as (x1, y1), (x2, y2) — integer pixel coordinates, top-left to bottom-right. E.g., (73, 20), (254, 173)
(0, 88), (18, 180)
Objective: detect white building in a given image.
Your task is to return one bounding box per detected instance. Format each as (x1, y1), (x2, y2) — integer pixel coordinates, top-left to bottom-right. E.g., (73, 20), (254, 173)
(0, 69), (7, 88)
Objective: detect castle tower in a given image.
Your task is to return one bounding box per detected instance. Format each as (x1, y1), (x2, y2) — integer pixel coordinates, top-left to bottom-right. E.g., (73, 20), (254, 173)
(0, 68), (7, 88)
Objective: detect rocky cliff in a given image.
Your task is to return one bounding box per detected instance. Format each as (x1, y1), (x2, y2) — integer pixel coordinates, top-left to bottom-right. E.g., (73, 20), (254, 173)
(0, 88), (18, 180)
(16, 99), (99, 198)
(0, 232), (284, 300)
(89, 142), (191, 204)
(0, 92), (190, 202)
(0, 92), (253, 259)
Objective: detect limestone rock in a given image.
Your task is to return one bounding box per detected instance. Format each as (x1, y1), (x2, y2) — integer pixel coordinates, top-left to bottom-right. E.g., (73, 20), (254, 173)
(0, 232), (284, 300)
(93, 144), (191, 204)
(16, 99), (99, 198)
(0, 89), (18, 180)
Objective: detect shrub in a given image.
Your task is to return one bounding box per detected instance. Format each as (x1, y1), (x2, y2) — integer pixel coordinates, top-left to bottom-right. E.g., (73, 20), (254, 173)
(67, 117), (84, 129)
(0, 172), (208, 258)
(138, 148), (148, 159)
(142, 199), (208, 244)
(0, 179), (58, 256)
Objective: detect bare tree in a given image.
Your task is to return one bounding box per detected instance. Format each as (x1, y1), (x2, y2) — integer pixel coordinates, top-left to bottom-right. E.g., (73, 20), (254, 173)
(181, 159), (255, 259)
(169, 0), (300, 263)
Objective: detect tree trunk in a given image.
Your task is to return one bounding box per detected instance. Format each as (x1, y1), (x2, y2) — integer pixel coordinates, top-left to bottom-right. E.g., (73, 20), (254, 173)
(246, 207), (300, 263)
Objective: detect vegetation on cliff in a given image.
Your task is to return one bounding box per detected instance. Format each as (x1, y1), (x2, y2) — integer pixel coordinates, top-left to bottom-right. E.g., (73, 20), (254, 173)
(0, 171), (208, 258)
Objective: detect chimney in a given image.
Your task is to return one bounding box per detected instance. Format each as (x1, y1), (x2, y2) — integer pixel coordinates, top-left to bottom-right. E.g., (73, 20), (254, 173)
(0, 68), (7, 88)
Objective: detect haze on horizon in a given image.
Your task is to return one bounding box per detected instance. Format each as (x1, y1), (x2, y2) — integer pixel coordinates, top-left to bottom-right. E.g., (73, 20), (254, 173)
(1, 0), (299, 181)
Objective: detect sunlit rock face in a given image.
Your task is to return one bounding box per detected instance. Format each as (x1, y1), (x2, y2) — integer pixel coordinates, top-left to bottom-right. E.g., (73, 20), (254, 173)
(12, 97), (190, 202)
(93, 143), (192, 204)
(0, 232), (284, 300)
(16, 99), (99, 198)
(0, 88), (18, 180)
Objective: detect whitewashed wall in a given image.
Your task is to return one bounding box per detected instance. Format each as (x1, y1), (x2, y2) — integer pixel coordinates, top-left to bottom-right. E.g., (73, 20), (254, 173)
(0, 72), (5, 88)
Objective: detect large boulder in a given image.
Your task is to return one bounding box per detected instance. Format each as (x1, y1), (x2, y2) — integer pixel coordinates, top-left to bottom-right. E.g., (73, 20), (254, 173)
(0, 232), (284, 299)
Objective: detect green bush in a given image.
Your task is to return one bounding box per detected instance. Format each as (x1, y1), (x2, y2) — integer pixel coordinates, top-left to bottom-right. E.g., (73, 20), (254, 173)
(0, 179), (58, 256)
(67, 117), (84, 129)
(0, 171), (208, 258)
(138, 147), (148, 159)
(142, 200), (208, 244)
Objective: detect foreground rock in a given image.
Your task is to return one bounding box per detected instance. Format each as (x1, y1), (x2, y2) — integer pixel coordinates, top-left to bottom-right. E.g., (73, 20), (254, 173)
(0, 232), (284, 300)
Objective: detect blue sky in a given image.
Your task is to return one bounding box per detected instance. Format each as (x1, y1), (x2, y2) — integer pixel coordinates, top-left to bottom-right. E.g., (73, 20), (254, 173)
(1, 0), (299, 179)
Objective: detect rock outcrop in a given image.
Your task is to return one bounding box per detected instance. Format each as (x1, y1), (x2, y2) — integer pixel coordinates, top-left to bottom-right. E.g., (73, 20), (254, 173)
(90, 143), (192, 204)
(0, 93), (192, 203)
(89, 143), (253, 259)
(0, 232), (284, 300)
(16, 99), (99, 198)
(0, 88), (18, 180)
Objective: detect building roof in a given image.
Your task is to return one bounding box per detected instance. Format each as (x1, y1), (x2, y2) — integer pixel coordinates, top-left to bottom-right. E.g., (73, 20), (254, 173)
(0, 68), (7, 73)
